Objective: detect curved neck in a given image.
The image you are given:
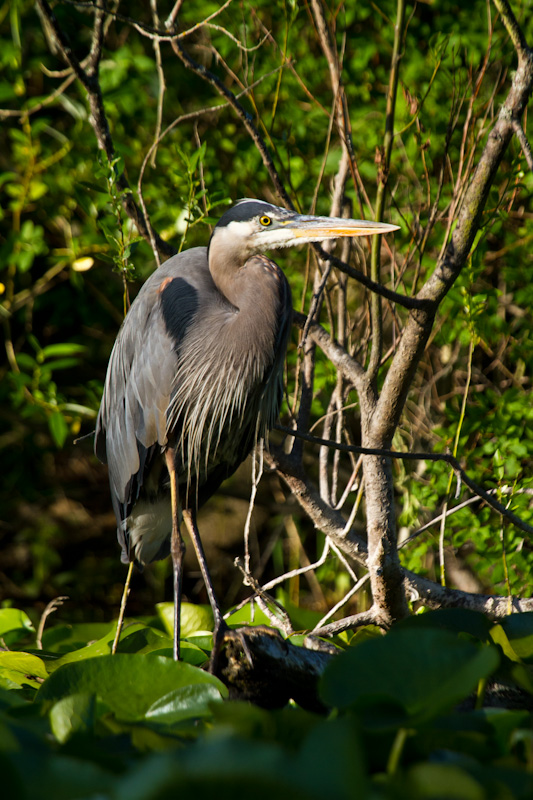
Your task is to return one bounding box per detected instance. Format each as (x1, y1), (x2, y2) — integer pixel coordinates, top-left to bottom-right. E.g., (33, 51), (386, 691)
(207, 227), (249, 306)
(208, 237), (290, 361)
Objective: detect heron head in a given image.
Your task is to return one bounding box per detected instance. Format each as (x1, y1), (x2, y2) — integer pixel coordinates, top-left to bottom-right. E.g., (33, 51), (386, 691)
(211, 198), (399, 258)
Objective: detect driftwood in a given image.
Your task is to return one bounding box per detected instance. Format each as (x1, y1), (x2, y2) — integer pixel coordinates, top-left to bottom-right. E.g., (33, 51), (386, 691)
(216, 626), (335, 712)
(216, 626), (533, 714)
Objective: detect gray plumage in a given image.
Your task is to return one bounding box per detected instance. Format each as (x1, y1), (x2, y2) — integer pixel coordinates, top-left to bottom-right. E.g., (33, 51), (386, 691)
(94, 198), (398, 653)
(96, 204), (292, 566)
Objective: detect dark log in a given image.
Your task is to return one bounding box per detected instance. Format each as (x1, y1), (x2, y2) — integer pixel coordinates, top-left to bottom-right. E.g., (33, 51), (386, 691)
(215, 626), (335, 712)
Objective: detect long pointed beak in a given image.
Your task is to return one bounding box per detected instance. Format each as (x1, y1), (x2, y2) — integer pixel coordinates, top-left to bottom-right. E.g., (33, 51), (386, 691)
(286, 214), (399, 239)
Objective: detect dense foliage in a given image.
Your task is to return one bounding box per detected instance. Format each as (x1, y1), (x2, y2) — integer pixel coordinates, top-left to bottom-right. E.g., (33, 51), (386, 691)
(2, 606), (533, 798)
(1, 0), (533, 796)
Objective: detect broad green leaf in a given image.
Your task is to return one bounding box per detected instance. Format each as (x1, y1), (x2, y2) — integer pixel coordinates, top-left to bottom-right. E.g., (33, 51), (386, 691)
(275, 591), (325, 630)
(156, 602), (213, 638)
(225, 602), (274, 628)
(12, 753), (117, 800)
(51, 622), (162, 667)
(37, 654), (227, 721)
(481, 708), (532, 753)
(489, 624), (522, 662)
(49, 692), (96, 743)
(0, 652), (48, 690)
(500, 612), (533, 663)
(147, 642), (208, 666)
(144, 683), (223, 725)
(111, 626), (171, 655)
(183, 633), (213, 655)
(113, 718), (364, 800)
(320, 628), (499, 726)
(0, 608), (34, 640)
(348, 625), (383, 646)
(41, 621), (115, 653)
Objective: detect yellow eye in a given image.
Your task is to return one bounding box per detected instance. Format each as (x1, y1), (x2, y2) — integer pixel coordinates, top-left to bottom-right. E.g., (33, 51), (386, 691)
(260, 215), (272, 226)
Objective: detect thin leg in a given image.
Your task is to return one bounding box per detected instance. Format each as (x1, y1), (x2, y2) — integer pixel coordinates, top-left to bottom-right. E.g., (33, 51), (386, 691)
(182, 508), (227, 671)
(112, 560), (134, 654)
(165, 450), (185, 661)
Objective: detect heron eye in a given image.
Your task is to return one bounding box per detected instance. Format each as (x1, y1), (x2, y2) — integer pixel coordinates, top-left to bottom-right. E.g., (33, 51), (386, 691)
(260, 215), (272, 226)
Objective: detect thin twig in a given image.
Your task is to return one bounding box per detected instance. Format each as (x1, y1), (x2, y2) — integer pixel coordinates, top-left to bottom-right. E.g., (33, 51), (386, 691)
(35, 0), (175, 259)
(368, 0), (406, 381)
(274, 425), (533, 537)
(312, 573), (370, 631)
(512, 118), (533, 172)
(313, 607), (383, 638)
(244, 438), (264, 575)
(36, 596), (69, 650)
(149, 0), (166, 171)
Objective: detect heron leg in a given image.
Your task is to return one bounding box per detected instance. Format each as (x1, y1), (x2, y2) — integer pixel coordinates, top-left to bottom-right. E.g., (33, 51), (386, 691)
(182, 508), (227, 671)
(165, 450), (185, 661)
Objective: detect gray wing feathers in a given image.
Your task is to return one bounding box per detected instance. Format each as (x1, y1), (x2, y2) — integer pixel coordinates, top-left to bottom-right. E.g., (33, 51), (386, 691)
(95, 253), (204, 507)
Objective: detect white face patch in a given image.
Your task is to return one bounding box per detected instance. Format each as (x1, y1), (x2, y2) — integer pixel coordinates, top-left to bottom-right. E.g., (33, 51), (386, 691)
(213, 204), (399, 259)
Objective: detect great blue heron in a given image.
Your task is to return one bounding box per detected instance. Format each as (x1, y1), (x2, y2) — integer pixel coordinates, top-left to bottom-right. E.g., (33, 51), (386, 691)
(95, 198), (398, 662)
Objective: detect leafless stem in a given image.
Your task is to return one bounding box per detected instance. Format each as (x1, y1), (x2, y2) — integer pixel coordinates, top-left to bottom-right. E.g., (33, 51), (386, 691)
(35, 0), (175, 260)
(368, 0), (406, 381)
(36, 596), (69, 649)
(512, 118), (533, 172)
(313, 607), (384, 637)
(275, 424), (533, 537)
(167, 26), (292, 209)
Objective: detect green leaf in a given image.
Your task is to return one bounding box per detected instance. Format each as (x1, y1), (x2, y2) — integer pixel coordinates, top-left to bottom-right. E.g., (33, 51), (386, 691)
(37, 654), (227, 721)
(320, 628), (500, 727)
(41, 343), (87, 359)
(49, 692), (96, 743)
(48, 410), (69, 448)
(41, 622), (115, 653)
(225, 602), (274, 628)
(144, 683), (223, 725)
(156, 602), (213, 638)
(50, 622), (159, 667)
(500, 612), (533, 663)
(0, 608), (34, 640)
(0, 651), (48, 690)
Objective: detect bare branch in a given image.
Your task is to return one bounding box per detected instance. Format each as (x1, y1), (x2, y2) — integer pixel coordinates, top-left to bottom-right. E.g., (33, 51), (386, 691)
(493, 0), (531, 56)
(275, 425), (533, 537)
(312, 246), (430, 310)
(312, 607), (383, 637)
(167, 26), (292, 208)
(35, 0), (176, 260)
(368, 0), (407, 381)
(372, 35), (533, 448)
(512, 118), (533, 172)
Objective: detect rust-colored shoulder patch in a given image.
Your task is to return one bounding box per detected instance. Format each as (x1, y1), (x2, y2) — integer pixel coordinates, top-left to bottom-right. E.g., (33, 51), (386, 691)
(157, 276), (174, 294)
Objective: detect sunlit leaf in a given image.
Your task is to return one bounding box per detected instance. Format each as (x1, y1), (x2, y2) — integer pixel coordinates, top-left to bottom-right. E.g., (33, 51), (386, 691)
(0, 608), (34, 640)
(0, 652), (48, 690)
(156, 602), (213, 638)
(38, 654), (227, 721)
